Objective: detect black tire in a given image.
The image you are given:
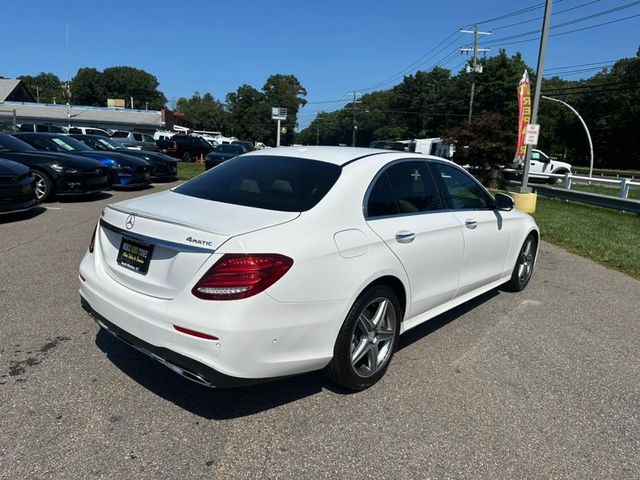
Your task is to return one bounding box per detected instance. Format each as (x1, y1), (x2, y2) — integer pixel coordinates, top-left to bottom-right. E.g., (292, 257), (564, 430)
(548, 169), (568, 184)
(504, 233), (538, 292)
(325, 285), (401, 391)
(32, 170), (54, 202)
(182, 151), (192, 162)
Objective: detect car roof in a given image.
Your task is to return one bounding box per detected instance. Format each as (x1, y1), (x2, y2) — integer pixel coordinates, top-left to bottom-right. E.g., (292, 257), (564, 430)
(243, 146), (456, 167)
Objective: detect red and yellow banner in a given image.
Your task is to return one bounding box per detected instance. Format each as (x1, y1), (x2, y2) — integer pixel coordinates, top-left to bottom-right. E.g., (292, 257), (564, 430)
(515, 70), (531, 164)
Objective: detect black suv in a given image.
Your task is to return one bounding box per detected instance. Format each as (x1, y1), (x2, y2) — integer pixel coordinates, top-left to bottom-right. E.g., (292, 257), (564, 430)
(155, 135), (213, 162)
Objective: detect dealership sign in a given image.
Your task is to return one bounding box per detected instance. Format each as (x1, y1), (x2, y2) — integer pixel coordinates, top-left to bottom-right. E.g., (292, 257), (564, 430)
(271, 107), (287, 121)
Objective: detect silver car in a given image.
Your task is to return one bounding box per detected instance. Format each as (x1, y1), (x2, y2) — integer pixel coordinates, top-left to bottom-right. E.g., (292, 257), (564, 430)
(111, 131), (156, 151)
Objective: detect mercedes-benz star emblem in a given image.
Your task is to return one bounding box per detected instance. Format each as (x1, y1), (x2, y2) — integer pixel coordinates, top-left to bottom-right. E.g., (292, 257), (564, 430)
(125, 214), (135, 230)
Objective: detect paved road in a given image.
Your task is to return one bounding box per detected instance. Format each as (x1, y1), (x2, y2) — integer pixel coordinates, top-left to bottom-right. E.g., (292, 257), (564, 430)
(1, 185), (639, 479)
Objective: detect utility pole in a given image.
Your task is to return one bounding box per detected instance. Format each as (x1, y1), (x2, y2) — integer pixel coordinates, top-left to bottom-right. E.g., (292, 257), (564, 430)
(351, 90), (361, 147)
(316, 124), (320, 145)
(520, 0), (553, 193)
(460, 26), (491, 124)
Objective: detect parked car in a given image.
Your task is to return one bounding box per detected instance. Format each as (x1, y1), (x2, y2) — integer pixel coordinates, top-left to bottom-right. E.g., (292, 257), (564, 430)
(0, 133), (110, 201)
(70, 135), (178, 180)
(369, 140), (407, 151)
(204, 144), (247, 170)
(111, 131), (157, 150)
(66, 126), (111, 137)
(18, 123), (66, 134)
(231, 140), (255, 152)
(156, 134), (213, 162)
(14, 133), (152, 189)
(0, 158), (38, 214)
(79, 146), (539, 390)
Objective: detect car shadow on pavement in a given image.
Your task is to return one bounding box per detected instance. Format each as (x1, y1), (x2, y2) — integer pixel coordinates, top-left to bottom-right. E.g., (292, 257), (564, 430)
(94, 288), (502, 419)
(95, 330), (325, 420)
(57, 192), (113, 203)
(0, 206), (46, 224)
(397, 289), (500, 352)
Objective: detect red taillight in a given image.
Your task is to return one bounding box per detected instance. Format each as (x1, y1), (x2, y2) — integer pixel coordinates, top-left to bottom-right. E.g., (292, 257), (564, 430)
(89, 223), (98, 253)
(192, 254), (293, 300)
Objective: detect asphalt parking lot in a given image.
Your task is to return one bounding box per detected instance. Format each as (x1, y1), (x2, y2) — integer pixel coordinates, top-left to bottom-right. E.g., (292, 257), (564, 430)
(1, 184), (639, 480)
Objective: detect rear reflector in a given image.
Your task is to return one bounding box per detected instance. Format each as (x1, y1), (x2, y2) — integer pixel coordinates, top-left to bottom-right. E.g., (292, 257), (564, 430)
(173, 325), (219, 340)
(192, 254), (293, 300)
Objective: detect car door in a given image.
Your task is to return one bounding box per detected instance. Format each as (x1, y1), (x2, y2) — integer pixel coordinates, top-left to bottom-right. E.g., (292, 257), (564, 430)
(429, 161), (512, 297)
(365, 160), (464, 318)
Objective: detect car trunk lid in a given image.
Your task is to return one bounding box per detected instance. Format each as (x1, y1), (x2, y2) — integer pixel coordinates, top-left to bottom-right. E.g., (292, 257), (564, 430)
(97, 190), (299, 299)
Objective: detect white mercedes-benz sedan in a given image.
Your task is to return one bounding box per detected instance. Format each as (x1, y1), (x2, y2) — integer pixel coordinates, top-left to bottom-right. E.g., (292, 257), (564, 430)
(79, 147), (539, 390)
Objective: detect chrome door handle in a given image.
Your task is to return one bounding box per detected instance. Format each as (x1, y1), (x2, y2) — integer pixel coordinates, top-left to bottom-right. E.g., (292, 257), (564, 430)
(464, 219), (478, 230)
(395, 231), (415, 243)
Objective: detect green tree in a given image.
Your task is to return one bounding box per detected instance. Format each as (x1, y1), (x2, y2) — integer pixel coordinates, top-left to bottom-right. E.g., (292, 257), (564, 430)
(17, 72), (63, 103)
(176, 92), (226, 131)
(226, 85), (271, 142)
(443, 112), (517, 183)
(70, 68), (104, 106)
(262, 74), (307, 145)
(70, 66), (166, 109)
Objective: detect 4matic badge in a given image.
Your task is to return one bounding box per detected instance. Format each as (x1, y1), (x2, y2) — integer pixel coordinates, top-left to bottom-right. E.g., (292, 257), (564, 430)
(185, 236), (214, 247)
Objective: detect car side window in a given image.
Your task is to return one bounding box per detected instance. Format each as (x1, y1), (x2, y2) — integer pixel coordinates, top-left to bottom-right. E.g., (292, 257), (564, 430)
(429, 162), (491, 210)
(385, 161), (442, 213)
(133, 133), (143, 141)
(367, 173), (398, 217)
(367, 161), (442, 218)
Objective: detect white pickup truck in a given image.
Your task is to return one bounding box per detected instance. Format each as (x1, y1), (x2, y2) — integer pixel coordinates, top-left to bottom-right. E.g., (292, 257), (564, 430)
(529, 149), (572, 177)
(504, 149), (572, 184)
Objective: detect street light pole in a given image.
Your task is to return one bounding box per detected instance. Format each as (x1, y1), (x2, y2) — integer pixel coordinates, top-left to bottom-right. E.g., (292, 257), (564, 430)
(542, 95), (594, 178)
(520, 0), (553, 194)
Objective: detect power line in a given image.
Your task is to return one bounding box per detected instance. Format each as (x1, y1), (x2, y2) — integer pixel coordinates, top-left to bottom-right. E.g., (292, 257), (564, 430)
(490, 0), (602, 31)
(545, 65), (614, 76)
(486, 1), (640, 46)
(464, 1), (560, 27)
(488, 11), (640, 48)
(359, 31), (464, 92)
(546, 59), (619, 70)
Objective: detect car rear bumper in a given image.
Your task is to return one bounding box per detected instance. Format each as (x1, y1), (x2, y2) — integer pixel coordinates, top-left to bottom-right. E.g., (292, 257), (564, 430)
(81, 297), (271, 388)
(78, 250), (345, 387)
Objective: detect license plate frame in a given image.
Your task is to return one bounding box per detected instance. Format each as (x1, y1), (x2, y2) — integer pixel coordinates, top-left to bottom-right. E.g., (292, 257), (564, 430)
(117, 236), (154, 275)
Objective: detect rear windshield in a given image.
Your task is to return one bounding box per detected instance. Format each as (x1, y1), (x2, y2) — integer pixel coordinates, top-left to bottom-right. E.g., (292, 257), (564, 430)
(174, 155), (341, 212)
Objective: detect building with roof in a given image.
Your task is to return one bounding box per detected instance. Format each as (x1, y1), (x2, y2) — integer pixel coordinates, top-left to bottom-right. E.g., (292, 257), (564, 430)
(0, 78), (192, 133)
(0, 79), (36, 103)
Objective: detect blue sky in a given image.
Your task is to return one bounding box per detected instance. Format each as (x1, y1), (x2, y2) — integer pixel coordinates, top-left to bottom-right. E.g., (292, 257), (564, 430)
(2, 0), (638, 128)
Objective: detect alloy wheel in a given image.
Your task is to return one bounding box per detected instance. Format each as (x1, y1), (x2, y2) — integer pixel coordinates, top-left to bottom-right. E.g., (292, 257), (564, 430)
(33, 172), (47, 201)
(350, 297), (397, 378)
(517, 238), (536, 284)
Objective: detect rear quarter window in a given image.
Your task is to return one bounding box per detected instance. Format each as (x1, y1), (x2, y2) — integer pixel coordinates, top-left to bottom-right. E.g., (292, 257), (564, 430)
(174, 155), (341, 212)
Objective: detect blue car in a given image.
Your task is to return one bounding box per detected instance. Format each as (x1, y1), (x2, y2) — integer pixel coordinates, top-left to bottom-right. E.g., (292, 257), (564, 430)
(14, 133), (152, 188)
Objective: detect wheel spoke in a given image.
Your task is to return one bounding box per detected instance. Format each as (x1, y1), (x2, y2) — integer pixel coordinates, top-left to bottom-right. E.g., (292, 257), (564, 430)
(358, 313), (374, 334)
(367, 343), (379, 371)
(371, 299), (388, 329)
(376, 329), (394, 343)
(351, 339), (369, 365)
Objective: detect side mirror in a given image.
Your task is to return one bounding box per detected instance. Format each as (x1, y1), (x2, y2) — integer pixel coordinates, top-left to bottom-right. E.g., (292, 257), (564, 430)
(494, 192), (515, 211)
